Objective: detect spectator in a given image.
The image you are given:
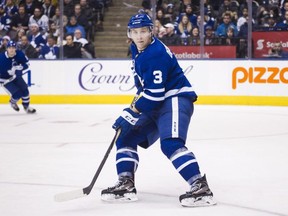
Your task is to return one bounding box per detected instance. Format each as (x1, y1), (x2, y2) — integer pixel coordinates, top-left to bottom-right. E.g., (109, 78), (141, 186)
(73, 28), (95, 58)
(237, 7), (249, 31)
(266, 41), (288, 58)
(65, 15), (86, 39)
(63, 33), (82, 58)
(79, 0), (95, 25)
(280, 1), (288, 19)
(196, 14), (215, 31)
(73, 3), (90, 36)
(190, 26), (200, 45)
(204, 25), (218, 45)
(42, 0), (56, 19)
(229, 0), (240, 14)
(156, 8), (170, 25)
(179, 0), (192, 13)
(0, 5), (11, 37)
(14, 28), (26, 46)
(4, 0), (18, 16)
(158, 26), (167, 39)
(221, 26), (237, 45)
(160, 23), (181, 45)
(276, 10), (288, 29)
(141, 0), (151, 10)
(29, 7), (49, 35)
(46, 20), (61, 42)
(0, 35), (10, 52)
(22, 0), (37, 17)
(204, 11), (216, 29)
(176, 4), (197, 26)
(261, 13), (277, 30)
(153, 19), (164, 37)
(209, 0), (223, 13)
(51, 6), (68, 33)
(39, 35), (59, 59)
(267, 13), (277, 28)
(89, 0), (105, 31)
(163, 3), (178, 24)
(215, 12), (238, 37)
(230, 10), (239, 25)
(64, 0), (74, 17)
(27, 23), (47, 52)
(18, 34), (39, 58)
(256, 5), (269, 27)
(10, 4), (30, 40)
(80, 0), (96, 36)
(217, 0), (234, 22)
(177, 14), (193, 37)
(0, 0), (5, 7)
(204, 0), (216, 18)
(269, 5), (281, 23)
(141, 0), (152, 17)
(162, 0), (181, 15)
(238, 16), (254, 38)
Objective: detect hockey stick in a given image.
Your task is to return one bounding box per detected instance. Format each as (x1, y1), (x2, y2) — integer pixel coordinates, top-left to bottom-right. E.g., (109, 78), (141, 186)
(0, 75), (16, 86)
(54, 129), (121, 202)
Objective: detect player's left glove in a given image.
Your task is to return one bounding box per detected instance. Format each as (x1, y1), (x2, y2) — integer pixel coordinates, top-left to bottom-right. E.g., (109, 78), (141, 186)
(7, 65), (23, 76)
(112, 108), (140, 137)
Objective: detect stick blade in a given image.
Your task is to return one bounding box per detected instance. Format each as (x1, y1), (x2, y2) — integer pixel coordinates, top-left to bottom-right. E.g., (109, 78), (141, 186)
(54, 189), (87, 202)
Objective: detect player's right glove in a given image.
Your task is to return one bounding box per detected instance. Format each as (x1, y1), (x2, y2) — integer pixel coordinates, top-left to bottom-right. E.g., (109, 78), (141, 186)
(112, 108), (140, 137)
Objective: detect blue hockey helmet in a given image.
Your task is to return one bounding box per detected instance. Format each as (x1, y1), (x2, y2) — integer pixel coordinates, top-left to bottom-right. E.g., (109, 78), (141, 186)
(7, 40), (17, 48)
(127, 12), (153, 29)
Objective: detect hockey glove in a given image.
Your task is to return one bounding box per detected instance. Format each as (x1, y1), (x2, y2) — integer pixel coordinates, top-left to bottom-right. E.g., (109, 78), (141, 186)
(7, 65), (23, 76)
(112, 108), (140, 137)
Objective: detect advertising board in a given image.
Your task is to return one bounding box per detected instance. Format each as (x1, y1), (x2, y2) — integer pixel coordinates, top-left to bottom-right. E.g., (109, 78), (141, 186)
(0, 60), (287, 105)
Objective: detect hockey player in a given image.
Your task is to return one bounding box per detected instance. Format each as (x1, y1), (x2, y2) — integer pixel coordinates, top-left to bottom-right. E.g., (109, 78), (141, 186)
(0, 40), (36, 113)
(101, 11), (216, 207)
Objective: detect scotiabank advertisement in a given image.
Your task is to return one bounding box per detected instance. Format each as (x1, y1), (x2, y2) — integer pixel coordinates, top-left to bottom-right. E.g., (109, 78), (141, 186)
(168, 46), (237, 58)
(252, 31), (288, 58)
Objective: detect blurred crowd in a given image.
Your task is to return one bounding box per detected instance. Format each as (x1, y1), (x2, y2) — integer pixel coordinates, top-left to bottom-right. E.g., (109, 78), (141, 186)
(141, 0), (288, 58)
(0, 0), (112, 59)
(1, 0), (287, 59)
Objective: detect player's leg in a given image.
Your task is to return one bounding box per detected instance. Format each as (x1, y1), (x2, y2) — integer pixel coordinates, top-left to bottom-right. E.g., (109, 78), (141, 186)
(16, 77), (36, 113)
(158, 96), (216, 207)
(101, 114), (159, 202)
(2, 81), (21, 112)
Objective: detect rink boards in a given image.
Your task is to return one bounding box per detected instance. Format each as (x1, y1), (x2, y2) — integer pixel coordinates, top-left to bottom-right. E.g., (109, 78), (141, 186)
(0, 60), (287, 106)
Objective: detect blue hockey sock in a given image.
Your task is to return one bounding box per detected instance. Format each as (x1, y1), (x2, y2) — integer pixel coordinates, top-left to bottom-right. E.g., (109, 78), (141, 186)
(161, 138), (201, 185)
(116, 147), (139, 178)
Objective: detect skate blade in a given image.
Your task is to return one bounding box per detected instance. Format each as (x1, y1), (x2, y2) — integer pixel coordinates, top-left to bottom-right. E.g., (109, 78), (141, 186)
(181, 196), (217, 207)
(25, 109), (36, 114)
(101, 193), (138, 202)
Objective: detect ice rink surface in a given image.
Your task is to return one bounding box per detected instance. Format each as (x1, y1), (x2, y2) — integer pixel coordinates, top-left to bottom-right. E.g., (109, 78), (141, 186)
(0, 104), (288, 216)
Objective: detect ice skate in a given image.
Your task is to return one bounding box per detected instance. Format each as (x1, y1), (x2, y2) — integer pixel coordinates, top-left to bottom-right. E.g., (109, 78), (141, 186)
(10, 102), (20, 112)
(179, 174), (216, 207)
(24, 106), (36, 114)
(101, 176), (138, 202)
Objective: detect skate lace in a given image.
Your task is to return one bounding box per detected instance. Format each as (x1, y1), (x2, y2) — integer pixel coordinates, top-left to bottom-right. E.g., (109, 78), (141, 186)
(190, 182), (201, 193)
(107, 179), (126, 190)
